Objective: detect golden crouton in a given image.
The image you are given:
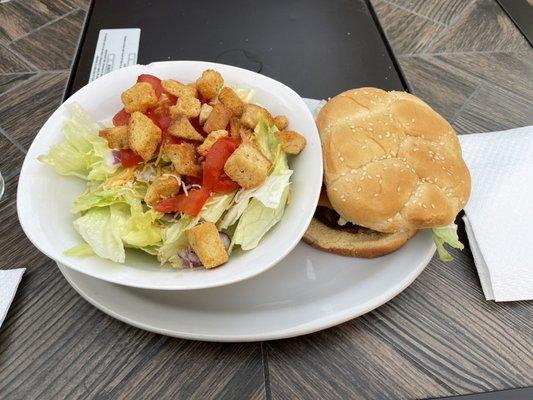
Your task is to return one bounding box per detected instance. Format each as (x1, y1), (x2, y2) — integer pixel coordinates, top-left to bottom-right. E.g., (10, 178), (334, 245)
(199, 103), (213, 125)
(99, 126), (129, 149)
(121, 82), (158, 113)
(204, 103), (232, 134)
(161, 79), (198, 98)
(167, 116), (204, 141)
(240, 104), (274, 129)
(218, 87), (244, 116)
(164, 143), (201, 177)
(224, 143), (271, 189)
(145, 174), (181, 206)
(197, 130), (229, 156)
(275, 130), (307, 154)
(187, 222), (228, 268)
(169, 96), (201, 119)
(128, 111), (162, 161)
(240, 127), (255, 143)
(273, 115), (289, 130)
(196, 69), (224, 100)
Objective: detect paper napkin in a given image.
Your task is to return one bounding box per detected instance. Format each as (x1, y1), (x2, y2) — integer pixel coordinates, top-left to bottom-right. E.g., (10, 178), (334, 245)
(0, 269), (25, 327)
(459, 126), (533, 301)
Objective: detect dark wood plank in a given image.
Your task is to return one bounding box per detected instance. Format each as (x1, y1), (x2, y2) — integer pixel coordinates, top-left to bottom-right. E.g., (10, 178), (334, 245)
(372, 0), (445, 55)
(0, 73), (36, 96)
(68, 0), (92, 9)
(0, 134), (25, 184)
(9, 9), (86, 71)
(0, 46), (31, 73)
(427, 0), (531, 53)
(453, 83), (533, 134)
(0, 72), (68, 149)
(434, 51), (533, 101)
(397, 55), (478, 120)
(379, 0), (475, 25)
(0, 0), (75, 44)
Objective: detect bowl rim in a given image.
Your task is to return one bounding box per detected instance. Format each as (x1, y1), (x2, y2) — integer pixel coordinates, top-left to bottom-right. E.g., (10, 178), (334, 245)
(17, 60), (323, 290)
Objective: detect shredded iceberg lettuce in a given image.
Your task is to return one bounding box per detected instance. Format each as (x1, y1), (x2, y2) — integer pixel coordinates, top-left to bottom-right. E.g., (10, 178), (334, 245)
(158, 216), (199, 267)
(200, 192), (236, 223)
(432, 224), (464, 261)
(231, 185), (290, 251)
(38, 103), (117, 181)
(64, 243), (94, 257)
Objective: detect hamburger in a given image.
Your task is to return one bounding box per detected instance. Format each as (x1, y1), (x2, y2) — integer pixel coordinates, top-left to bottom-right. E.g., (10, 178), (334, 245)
(303, 88), (471, 260)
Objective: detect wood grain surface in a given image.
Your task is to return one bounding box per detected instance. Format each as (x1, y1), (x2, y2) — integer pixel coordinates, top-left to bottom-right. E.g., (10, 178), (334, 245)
(0, 0), (532, 399)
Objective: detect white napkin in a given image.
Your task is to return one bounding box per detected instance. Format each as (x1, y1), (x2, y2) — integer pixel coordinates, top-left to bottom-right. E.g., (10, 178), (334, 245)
(0, 269), (25, 327)
(459, 126), (533, 302)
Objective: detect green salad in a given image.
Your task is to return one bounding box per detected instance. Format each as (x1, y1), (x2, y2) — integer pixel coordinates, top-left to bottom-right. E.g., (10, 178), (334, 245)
(39, 70), (307, 269)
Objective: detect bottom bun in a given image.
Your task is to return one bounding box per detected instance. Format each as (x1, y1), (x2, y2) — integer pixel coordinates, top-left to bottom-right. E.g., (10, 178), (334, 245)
(303, 218), (417, 258)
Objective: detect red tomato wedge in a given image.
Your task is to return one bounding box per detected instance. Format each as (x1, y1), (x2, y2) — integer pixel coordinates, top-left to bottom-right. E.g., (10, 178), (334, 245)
(212, 176), (240, 193)
(112, 108), (130, 126)
(137, 74), (163, 98)
(120, 149), (144, 168)
(154, 188), (211, 216)
(146, 108), (172, 130)
(162, 131), (180, 144)
(203, 137), (240, 193)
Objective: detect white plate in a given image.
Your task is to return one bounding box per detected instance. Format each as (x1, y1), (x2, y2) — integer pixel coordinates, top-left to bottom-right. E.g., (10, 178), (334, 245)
(17, 61), (322, 290)
(58, 230), (435, 342)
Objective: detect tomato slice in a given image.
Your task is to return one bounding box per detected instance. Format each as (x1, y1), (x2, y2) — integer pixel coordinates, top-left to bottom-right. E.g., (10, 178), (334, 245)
(113, 108), (130, 126)
(154, 188), (211, 216)
(162, 131), (180, 144)
(120, 149), (144, 168)
(212, 176), (240, 193)
(203, 137), (240, 192)
(137, 74), (163, 98)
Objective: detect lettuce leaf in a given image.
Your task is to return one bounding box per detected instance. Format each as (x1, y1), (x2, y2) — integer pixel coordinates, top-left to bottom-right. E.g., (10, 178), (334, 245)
(231, 185), (290, 251)
(200, 192), (236, 223)
(158, 216), (199, 266)
(254, 118), (279, 161)
(432, 224), (464, 261)
(72, 186), (135, 214)
(120, 199), (163, 248)
(64, 243), (94, 257)
(72, 195), (163, 262)
(38, 103), (116, 181)
(73, 204), (129, 263)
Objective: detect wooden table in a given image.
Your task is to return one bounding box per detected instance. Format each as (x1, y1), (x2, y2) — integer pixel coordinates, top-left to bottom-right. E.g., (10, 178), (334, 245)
(1, 0), (532, 398)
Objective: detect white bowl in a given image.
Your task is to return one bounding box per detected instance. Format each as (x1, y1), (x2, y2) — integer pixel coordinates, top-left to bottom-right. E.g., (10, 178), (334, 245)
(17, 61), (323, 290)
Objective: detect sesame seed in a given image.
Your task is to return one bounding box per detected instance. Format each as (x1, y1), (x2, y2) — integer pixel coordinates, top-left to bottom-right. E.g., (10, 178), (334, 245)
(340, 157), (344, 162)
(357, 187), (361, 192)
(397, 186), (401, 192)
(431, 204), (435, 209)
(378, 134), (382, 139)
(422, 204), (427, 208)
(342, 199), (346, 202)
(387, 218), (392, 222)
(374, 193), (378, 197)
(333, 188), (338, 191)
(411, 118), (415, 122)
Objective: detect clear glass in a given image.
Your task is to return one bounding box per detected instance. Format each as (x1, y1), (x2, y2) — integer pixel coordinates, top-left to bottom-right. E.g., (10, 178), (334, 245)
(0, 171), (4, 200)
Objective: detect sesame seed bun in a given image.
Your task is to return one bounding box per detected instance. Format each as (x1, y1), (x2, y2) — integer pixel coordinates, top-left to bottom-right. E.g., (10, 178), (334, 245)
(305, 87), (471, 257)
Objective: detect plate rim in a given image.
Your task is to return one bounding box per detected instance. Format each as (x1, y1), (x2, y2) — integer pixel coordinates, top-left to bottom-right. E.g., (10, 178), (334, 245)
(17, 60), (323, 290)
(57, 237), (435, 342)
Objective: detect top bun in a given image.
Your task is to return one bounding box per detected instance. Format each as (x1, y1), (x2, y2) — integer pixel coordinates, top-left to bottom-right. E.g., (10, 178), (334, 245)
(316, 88), (470, 233)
